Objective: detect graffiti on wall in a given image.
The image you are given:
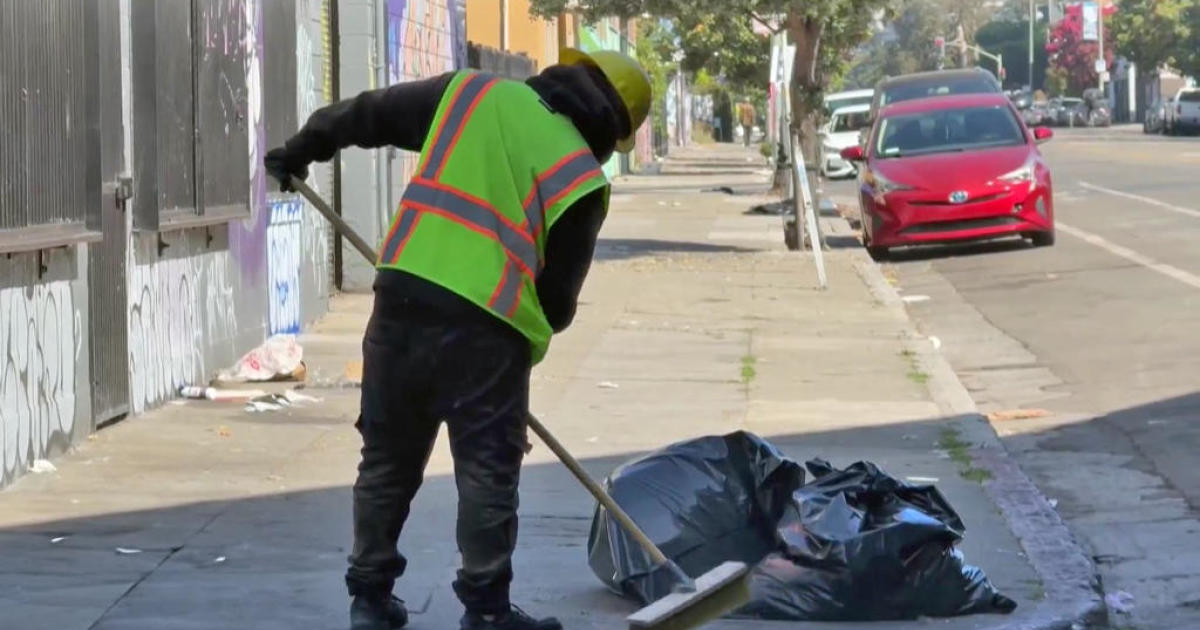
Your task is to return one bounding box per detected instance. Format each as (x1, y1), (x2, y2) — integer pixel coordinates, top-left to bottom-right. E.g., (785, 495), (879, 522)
(0, 261), (80, 484)
(386, 0), (462, 185)
(127, 235), (238, 415)
(267, 199), (303, 335)
(296, 5), (332, 307)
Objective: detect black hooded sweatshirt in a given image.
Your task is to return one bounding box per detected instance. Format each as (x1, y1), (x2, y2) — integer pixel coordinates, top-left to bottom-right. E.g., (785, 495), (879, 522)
(281, 65), (628, 334)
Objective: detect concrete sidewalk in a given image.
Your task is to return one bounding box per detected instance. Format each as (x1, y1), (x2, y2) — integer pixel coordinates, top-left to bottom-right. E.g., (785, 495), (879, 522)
(0, 144), (1098, 630)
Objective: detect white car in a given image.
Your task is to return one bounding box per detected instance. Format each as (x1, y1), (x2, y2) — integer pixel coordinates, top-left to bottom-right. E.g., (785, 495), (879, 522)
(1166, 87), (1200, 135)
(820, 104), (871, 179)
(824, 88), (874, 117)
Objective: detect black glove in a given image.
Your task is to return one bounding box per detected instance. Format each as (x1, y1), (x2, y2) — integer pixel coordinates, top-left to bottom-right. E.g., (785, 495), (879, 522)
(264, 146), (310, 193)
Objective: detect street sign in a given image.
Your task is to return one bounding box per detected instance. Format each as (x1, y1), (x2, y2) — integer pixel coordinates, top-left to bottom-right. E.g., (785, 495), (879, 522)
(1094, 59), (1106, 73)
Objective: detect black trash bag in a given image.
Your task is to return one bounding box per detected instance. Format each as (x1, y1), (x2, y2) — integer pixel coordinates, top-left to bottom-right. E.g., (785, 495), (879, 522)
(586, 431), (804, 603)
(586, 434), (1016, 621)
(740, 458), (1017, 620)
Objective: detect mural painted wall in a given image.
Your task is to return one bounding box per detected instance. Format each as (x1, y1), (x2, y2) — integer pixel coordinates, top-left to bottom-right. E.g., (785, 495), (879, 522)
(385, 0), (465, 196)
(0, 251), (86, 485)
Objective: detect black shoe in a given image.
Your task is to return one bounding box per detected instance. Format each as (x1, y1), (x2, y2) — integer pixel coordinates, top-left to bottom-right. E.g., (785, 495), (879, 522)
(350, 593), (408, 630)
(460, 605), (561, 630)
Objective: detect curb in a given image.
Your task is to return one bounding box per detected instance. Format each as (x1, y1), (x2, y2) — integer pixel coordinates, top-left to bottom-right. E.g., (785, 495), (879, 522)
(846, 235), (1105, 630)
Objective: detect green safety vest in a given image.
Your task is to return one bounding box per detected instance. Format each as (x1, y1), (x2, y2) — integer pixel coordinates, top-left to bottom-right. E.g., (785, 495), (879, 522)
(377, 71), (609, 363)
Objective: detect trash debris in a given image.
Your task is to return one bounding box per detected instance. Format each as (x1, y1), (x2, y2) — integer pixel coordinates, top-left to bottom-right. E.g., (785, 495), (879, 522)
(588, 432), (1015, 621)
(214, 556), (227, 564)
(215, 334), (305, 383)
(986, 409), (1051, 422)
(50, 536), (68, 544)
(180, 386), (268, 402)
(704, 186), (735, 194)
(748, 200), (790, 215)
(906, 476), (940, 483)
(901, 294), (931, 303)
(216, 426), (232, 438)
(1105, 590), (1135, 614)
(115, 547), (142, 555)
(929, 335), (942, 350)
(1048, 498), (1059, 508)
(243, 389), (324, 413)
(597, 381), (620, 389)
(29, 459), (57, 474)
(1147, 419), (1168, 426)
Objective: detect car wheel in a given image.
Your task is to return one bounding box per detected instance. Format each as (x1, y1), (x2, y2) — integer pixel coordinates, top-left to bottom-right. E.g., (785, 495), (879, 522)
(866, 244), (889, 261)
(1028, 230), (1055, 247)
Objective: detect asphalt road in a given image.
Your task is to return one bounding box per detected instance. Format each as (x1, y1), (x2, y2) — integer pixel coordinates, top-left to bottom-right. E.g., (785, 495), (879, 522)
(826, 126), (1200, 629)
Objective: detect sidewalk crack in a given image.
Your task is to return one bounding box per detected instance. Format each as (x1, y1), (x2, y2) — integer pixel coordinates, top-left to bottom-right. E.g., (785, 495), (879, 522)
(86, 506), (229, 629)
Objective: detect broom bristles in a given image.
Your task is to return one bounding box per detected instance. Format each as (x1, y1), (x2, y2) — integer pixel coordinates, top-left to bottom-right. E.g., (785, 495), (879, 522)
(627, 561), (751, 630)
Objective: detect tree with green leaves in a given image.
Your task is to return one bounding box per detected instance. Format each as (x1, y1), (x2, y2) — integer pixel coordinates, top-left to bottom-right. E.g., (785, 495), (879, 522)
(1171, 2), (1200, 80)
(530, 0), (893, 163)
(1109, 0), (1193, 87)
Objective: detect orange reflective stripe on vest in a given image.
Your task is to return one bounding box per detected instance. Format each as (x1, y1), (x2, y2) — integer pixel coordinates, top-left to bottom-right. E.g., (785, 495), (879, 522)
(420, 73), (499, 180)
(381, 178), (539, 274)
(521, 148), (604, 240)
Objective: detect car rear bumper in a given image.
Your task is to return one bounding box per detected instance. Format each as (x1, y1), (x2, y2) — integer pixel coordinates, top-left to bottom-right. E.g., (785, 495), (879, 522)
(864, 187), (1053, 247)
(822, 154), (856, 178)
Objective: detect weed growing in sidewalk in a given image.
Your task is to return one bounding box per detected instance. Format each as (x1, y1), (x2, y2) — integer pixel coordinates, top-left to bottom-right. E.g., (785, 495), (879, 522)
(937, 427), (993, 482)
(899, 349), (929, 385)
(740, 354), (758, 385)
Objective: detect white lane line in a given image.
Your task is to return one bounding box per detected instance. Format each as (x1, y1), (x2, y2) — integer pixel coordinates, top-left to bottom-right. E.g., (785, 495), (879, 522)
(1057, 221), (1200, 290)
(1078, 182), (1200, 220)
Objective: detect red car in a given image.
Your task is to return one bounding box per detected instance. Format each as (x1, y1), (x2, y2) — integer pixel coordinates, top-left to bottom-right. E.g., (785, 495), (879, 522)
(840, 93), (1055, 260)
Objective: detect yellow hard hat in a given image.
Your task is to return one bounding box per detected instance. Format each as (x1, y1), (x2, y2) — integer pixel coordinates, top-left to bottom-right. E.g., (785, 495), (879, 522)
(560, 47), (651, 154)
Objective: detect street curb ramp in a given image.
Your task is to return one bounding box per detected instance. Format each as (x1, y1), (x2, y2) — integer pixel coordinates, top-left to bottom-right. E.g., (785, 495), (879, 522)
(849, 239), (1106, 630)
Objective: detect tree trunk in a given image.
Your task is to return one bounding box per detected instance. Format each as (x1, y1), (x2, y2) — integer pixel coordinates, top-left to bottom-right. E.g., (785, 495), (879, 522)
(787, 10), (824, 244)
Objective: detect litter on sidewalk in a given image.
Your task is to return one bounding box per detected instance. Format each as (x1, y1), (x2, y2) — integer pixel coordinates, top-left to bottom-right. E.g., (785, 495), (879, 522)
(588, 431), (1016, 622)
(214, 334), (306, 383)
(244, 389), (324, 413)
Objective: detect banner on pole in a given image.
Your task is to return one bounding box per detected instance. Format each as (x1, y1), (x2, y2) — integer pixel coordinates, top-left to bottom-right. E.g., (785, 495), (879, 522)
(1081, 2), (1099, 41)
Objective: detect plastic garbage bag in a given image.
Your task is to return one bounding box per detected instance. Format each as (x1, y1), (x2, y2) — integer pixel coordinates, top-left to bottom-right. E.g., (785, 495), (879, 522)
(587, 431), (803, 603)
(586, 433), (1016, 621)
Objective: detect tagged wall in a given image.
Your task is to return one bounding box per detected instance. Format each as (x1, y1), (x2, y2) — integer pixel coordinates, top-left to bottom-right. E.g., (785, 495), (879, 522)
(126, 231), (241, 415)
(0, 251), (87, 485)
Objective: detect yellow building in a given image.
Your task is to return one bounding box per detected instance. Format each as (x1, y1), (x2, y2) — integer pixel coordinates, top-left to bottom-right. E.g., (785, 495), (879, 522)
(465, 0), (564, 71)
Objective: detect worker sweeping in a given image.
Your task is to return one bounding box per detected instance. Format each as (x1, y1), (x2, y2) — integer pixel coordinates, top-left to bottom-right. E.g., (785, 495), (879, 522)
(265, 50), (650, 630)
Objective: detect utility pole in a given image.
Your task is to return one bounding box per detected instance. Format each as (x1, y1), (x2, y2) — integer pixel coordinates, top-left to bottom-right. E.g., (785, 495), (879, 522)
(1029, 0), (1035, 89)
(1097, 1), (1105, 91)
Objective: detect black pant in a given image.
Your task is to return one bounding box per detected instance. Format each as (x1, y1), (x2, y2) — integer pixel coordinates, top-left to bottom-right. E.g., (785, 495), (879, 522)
(345, 284), (531, 615)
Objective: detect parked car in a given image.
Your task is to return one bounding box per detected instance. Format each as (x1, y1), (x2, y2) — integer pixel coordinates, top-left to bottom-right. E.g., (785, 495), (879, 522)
(1165, 87), (1200, 135)
(820, 104), (871, 179)
(1144, 98), (1167, 134)
(839, 93), (1055, 260)
(1049, 97), (1083, 126)
(870, 68), (1002, 121)
(824, 88), (875, 118)
(1023, 101), (1050, 127)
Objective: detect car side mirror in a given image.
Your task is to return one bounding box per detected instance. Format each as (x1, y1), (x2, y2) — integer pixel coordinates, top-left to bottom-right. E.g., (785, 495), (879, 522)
(840, 146), (865, 162)
(1033, 127), (1053, 144)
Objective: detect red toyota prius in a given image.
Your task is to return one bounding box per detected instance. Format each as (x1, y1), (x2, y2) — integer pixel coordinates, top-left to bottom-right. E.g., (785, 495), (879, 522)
(841, 93), (1055, 260)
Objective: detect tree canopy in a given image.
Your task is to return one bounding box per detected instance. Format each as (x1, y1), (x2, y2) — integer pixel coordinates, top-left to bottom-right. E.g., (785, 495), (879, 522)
(1109, 0), (1193, 79)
